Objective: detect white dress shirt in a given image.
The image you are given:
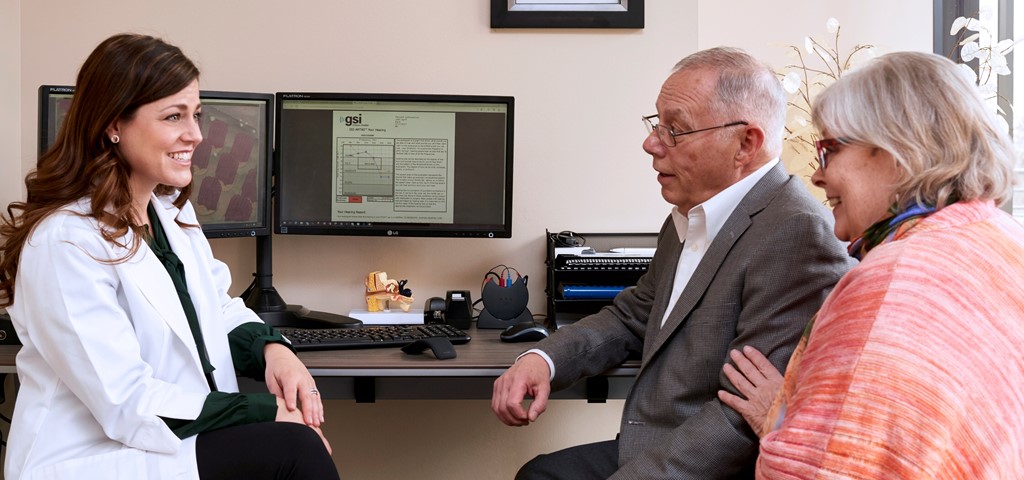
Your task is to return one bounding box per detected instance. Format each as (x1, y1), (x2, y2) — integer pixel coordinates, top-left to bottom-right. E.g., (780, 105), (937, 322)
(527, 158), (781, 378)
(660, 158), (779, 325)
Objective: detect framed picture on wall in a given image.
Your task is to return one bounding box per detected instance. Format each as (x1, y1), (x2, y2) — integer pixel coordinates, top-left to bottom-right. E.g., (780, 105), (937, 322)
(490, 0), (644, 29)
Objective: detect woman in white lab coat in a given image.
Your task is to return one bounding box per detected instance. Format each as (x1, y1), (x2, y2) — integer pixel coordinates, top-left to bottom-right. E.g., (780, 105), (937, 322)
(0, 34), (339, 480)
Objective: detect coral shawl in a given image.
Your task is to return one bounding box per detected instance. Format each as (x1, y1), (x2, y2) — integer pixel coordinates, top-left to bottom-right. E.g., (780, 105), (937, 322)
(757, 200), (1024, 479)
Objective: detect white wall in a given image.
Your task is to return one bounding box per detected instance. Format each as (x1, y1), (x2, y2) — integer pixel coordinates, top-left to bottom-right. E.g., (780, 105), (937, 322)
(3, 1), (931, 478)
(699, 1), (933, 63)
(0, 2), (20, 474)
(16, 1), (680, 311)
(1, 0), (21, 217)
(700, 0), (935, 194)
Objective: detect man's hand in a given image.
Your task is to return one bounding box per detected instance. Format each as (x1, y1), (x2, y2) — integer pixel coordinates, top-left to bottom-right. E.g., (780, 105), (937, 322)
(492, 353), (551, 426)
(717, 345), (784, 438)
(264, 343), (323, 427)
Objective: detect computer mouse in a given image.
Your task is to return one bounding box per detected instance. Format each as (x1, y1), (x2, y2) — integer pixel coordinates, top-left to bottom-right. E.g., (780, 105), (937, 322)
(499, 321), (550, 343)
(401, 337), (457, 360)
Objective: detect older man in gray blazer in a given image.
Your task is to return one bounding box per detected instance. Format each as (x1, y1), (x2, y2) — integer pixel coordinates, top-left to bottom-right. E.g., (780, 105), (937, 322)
(492, 47), (855, 479)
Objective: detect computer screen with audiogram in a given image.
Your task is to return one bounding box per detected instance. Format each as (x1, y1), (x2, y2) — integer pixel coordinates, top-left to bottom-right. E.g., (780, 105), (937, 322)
(37, 86), (273, 239)
(274, 92), (514, 238)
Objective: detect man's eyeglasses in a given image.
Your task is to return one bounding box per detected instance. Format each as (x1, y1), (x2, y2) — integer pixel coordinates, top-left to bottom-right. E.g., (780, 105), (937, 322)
(642, 114), (748, 148)
(813, 138), (850, 170)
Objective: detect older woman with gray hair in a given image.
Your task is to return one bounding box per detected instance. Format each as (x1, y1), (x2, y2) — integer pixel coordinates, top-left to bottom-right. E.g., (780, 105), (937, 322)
(718, 51), (1024, 478)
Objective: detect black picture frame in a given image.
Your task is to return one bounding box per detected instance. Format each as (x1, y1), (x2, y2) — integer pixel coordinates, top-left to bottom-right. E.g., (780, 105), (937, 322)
(491, 0), (644, 29)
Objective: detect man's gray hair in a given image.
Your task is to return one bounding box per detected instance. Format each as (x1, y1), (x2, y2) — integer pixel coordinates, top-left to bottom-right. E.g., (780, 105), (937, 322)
(673, 47), (788, 157)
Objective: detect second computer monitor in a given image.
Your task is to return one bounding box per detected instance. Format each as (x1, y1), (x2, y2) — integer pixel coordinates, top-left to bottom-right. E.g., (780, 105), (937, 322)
(191, 91), (273, 238)
(274, 92), (514, 238)
(37, 86), (273, 239)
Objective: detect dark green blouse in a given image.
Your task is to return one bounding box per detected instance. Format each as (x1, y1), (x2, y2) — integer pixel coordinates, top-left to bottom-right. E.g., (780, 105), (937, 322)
(146, 203), (283, 438)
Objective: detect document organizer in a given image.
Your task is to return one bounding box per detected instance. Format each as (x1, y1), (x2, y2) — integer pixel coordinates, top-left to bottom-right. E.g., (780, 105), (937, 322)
(545, 230), (657, 329)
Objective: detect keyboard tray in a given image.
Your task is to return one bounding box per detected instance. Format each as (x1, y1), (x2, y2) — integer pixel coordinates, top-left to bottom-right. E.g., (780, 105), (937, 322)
(279, 324), (471, 352)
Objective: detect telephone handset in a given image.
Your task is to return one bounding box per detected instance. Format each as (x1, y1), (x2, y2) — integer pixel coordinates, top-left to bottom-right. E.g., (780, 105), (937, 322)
(424, 297), (446, 324)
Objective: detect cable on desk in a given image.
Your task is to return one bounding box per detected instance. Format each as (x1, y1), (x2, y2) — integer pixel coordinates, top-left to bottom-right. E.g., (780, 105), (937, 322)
(553, 231), (586, 247)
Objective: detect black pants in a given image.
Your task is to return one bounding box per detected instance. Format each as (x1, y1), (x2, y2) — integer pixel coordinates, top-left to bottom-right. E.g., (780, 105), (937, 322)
(197, 422), (339, 480)
(516, 439), (619, 480)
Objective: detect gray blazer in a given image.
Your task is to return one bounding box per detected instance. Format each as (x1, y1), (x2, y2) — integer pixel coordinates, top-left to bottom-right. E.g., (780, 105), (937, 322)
(540, 163), (855, 479)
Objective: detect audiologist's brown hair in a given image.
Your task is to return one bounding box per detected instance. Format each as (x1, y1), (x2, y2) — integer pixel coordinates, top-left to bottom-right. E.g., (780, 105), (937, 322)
(0, 33), (200, 307)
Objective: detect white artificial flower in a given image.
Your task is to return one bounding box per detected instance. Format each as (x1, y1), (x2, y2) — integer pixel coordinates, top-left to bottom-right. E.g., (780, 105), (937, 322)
(964, 18), (981, 32)
(781, 72), (802, 93)
(996, 38), (1016, 54)
(978, 30), (995, 49)
(994, 113), (1010, 134)
(846, 46), (877, 72)
(979, 81), (997, 97)
(804, 37), (815, 55)
(826, 18), (840, 34)
(957, 63), (979, 84)
(1014, 112), (1024, 154)
(950, 16), (968, 35)
(990, 52), (1009, 68)
(959, 33), (981, 45)
(863, 47), (878, 59)
(992, 56), (1011, 76)
(979, 3), (995, 22)
(961, 42), (980, 61)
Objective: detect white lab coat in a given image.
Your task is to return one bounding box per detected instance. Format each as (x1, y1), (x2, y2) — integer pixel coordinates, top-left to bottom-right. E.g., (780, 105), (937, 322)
(5, 194), (261, 480)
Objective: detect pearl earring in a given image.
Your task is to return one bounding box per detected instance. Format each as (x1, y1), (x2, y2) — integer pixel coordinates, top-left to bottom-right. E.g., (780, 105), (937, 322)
(110, 134), (120, 144)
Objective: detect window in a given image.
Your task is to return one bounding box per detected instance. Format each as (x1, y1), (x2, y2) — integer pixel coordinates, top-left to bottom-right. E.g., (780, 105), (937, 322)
(935, 0), (1020, 218)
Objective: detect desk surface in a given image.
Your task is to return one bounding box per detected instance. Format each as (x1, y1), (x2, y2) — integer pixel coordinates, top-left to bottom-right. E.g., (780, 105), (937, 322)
(0, 326), (640, 400)
(0, 327), (640, 377)
(297, 326), (640, 377)
(0, 345), (16, 373)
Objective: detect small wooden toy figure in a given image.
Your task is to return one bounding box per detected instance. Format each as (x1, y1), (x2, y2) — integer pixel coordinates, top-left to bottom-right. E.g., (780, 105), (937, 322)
(365, 271), (415, 312)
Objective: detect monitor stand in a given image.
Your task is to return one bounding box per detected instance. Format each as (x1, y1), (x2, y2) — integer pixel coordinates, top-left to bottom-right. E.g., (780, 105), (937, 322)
(241, 235), (362, 329)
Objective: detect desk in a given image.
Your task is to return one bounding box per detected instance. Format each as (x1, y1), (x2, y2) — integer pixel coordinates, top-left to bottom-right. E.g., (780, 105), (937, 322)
(0, 327), (640, 402)
(0, 345), (16, 374)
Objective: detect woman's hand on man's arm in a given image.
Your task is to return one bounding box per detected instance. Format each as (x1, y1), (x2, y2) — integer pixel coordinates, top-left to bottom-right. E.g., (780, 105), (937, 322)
(718, 345), (784, 438)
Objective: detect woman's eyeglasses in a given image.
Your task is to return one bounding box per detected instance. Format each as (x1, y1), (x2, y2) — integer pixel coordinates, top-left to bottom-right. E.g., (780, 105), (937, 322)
(814, 138), (850, 169)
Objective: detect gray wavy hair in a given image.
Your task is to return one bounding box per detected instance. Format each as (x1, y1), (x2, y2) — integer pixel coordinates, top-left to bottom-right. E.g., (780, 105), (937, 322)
(812, 51), (1016, 209)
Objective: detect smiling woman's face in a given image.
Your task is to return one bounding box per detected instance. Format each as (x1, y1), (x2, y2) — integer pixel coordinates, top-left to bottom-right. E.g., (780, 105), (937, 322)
(811, 140), (902, 241)
(107, 79), (203, 206)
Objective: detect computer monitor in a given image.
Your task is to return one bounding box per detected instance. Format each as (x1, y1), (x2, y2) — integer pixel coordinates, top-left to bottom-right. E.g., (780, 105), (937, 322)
(36, 86), (274, 239)
(188, 91), (273, 239)
(274, 92), (514, 238)
(37, 85), (74, 156)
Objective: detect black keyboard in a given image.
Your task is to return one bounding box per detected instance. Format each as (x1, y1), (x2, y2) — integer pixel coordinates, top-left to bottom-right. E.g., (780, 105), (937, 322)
(278, 324), (471, 351)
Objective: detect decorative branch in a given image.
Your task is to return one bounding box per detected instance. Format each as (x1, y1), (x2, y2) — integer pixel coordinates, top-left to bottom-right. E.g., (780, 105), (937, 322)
(778, 18), (874, 176)
(948, 11), (1017, 131)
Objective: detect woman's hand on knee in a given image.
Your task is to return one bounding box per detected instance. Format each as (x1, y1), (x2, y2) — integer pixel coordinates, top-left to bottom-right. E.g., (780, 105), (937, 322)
(276, 397), (333, 454)
(265, 343), (324, 427)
